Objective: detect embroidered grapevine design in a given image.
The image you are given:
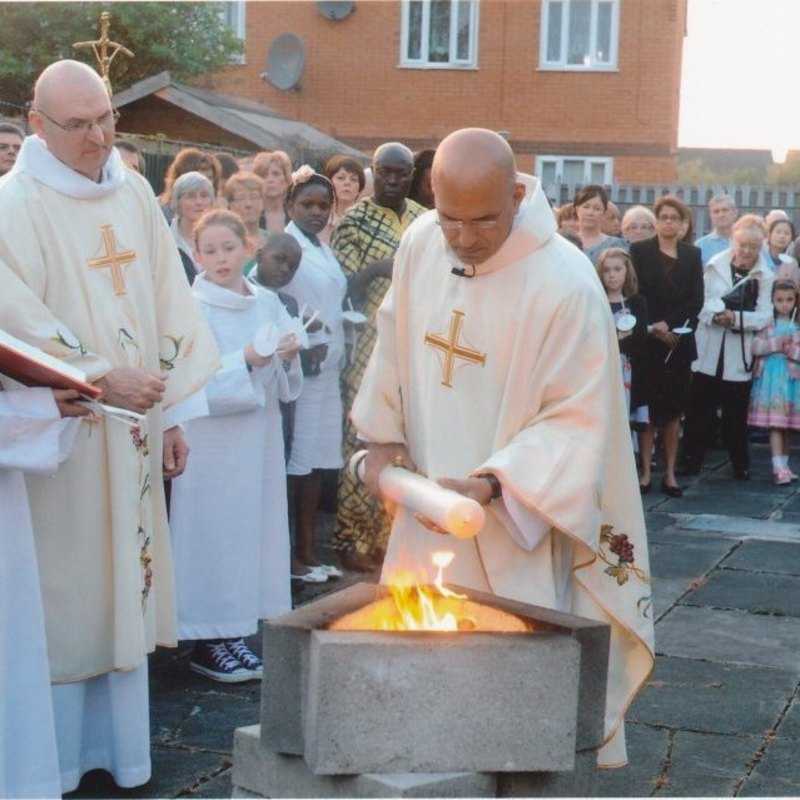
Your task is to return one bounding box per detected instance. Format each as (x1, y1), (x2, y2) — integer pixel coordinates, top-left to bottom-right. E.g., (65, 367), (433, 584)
(598, 525), (649, 586)
(52, 329), (88, 356)
(159, 335), (184, 371)
(117, 327), (140, 355)
(131, 425), (153, 611)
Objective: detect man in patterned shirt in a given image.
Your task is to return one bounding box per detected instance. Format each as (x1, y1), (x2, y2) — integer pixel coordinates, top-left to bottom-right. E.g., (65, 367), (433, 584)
(332, 142), (426, 572)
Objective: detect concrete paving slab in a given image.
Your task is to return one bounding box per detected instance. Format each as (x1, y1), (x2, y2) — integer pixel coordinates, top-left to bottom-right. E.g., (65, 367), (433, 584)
(629, 656), (797, 736)
(659, 493), (775, 518)
(722, 540), (800, 576)
(187, 766), (233, 798)
(593, 723), (668, 797)
(175, 691), (261, 753)
(738, 738), (800, 796)
(686, 569), (800, 617)
(657, 730), (760, 796)
(655, 606), (800, 671)
(676, 514), (800, 542)
(644, 512), (678, 534)
(776, 697), (800, 740)
(773, 492), (800, 512)
(648, 540), (733, 580)
(647, 525), (732, 547)
(652, 578), (692, 619)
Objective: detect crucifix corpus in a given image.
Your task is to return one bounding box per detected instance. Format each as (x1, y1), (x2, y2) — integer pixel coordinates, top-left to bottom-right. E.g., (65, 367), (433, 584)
(73, 11), (134, 97)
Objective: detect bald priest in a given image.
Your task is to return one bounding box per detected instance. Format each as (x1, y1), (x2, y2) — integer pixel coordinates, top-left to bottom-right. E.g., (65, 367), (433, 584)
(357, 128), (655, 769)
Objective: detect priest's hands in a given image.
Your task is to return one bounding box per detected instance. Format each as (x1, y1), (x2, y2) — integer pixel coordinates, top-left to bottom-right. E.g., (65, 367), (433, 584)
(244, 344), (272, 369)
(53, 389), (94, 418)
(95, 368), (167, 413)
(163, 425), (189, 479)
(437, 477), (494, 507)
(363, 443), (416, 499)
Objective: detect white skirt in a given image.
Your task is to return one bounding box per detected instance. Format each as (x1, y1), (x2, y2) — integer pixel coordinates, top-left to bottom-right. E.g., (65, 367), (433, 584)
(52, 662), (150, 794)
(287, 367), (343, 475)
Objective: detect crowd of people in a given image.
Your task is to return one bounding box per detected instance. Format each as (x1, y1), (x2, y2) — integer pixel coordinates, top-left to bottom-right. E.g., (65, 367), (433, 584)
(555, 188), (800, 490)
(0, 57), (790, 798)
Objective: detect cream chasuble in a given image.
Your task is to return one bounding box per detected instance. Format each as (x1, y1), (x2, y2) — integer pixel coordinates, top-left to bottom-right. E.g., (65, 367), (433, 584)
(351, 175), (655, 768)
(0, 136), (220, 683)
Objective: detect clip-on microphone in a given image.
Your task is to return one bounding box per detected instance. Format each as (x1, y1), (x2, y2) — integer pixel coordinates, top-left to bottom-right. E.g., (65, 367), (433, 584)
(451, 263), (477, 278)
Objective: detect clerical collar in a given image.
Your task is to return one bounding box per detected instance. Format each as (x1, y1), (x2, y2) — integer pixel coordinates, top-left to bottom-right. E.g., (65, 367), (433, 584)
(8, 134), (126, 200)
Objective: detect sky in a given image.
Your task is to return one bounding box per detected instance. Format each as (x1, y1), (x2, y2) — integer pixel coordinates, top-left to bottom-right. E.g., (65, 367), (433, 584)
(679, 0), (797, 153)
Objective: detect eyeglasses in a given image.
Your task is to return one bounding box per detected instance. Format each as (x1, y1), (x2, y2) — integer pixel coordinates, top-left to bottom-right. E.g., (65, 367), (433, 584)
(0, 143), (21, 154)
(657, 215), (682, 223)
(34, 108), (120, 135)
(437, 216), (501, 232)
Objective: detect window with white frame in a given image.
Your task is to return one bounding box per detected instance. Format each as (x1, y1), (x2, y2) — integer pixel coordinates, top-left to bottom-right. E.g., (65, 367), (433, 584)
(401, 0), (479, 68)
(220, 1), (246, 63)
(539, 0), (619, 70)
(536, 156), (613, 186)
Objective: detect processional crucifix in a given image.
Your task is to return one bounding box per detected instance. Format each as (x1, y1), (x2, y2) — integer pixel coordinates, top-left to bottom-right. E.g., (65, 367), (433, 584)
(73, 11), (134, 97)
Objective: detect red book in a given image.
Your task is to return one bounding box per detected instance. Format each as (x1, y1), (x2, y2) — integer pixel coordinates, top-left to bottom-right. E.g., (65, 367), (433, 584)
(0, 328), (102, 399)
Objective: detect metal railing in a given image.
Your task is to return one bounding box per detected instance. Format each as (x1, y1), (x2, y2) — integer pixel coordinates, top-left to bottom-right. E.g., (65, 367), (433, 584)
(545, 183), (800, 238)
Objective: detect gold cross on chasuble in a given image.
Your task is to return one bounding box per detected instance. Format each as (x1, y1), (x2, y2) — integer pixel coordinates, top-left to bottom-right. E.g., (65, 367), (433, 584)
(88, 225), (136, 296)
(425, 310), (486, 388)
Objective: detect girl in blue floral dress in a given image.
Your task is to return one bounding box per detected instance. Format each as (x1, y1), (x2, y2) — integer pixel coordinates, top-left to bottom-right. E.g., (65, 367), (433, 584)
(748, 280), (800, 484)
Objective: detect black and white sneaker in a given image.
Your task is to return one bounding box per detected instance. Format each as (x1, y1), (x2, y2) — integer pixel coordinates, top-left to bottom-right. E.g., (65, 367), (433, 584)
(226, 638), (263, 679)
(190, 641), (251, 683)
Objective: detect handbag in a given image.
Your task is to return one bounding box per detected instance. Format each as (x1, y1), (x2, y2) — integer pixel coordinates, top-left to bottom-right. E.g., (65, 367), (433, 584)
(721, 277), (758, 312)
(721, 274), (759, 372)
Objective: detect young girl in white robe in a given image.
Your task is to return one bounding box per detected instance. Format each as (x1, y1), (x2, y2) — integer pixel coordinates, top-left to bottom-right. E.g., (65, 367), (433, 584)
(0, 386), (83, 797)
(169, 210), (302, 683)
(282, 168), (347, 583)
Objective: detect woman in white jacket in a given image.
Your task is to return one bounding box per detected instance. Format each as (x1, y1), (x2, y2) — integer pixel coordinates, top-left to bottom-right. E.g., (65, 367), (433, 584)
(683, 215), (774, 478)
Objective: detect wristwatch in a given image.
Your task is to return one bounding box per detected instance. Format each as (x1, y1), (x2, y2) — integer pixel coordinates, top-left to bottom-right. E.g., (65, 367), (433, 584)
(477, 473), (502, 502)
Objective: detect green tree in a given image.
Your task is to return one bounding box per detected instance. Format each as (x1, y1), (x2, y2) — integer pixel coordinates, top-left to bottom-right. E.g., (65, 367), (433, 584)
(0, 2), (242, 107)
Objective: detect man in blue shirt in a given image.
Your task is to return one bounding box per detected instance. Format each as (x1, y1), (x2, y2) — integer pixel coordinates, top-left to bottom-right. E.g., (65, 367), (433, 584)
(695, 193), (737, 264)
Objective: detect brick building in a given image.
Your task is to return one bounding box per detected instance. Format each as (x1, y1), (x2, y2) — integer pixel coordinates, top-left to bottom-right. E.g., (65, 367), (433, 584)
(202, 0), (686, 182)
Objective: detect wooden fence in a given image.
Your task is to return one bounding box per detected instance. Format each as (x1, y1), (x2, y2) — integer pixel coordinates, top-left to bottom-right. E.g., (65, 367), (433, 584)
(544, 183), (800, 239)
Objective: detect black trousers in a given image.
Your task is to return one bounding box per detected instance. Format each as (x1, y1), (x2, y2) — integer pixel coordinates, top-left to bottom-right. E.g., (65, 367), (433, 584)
(683, 372), (752, 472)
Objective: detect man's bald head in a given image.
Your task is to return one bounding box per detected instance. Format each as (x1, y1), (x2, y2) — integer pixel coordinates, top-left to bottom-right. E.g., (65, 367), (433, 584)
(372, 142), (414, 212)
(33, 59), (108, 111)
(29, 60), (114, 181)
(432, 128), (517, 195)
(432, 128), (525, 265)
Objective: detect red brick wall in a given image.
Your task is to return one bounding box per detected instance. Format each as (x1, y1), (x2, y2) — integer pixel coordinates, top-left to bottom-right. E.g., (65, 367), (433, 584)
(204, 0), (684, 180)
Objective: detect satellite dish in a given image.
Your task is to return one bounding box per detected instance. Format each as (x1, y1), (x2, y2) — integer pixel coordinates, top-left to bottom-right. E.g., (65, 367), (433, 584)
(262, 33), (305, 91)
(317, 1), (355, 21)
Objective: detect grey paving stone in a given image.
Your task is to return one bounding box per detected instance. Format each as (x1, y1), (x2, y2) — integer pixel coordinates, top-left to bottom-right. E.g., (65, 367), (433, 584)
(594, 723), (668, 797)
(657, 730), (760, 796)
(176, 691), (261, 753)
(686, 569), (800, 617)
(652, 578), (692, 619)
(676, 514), (800, 542)
(738, 737), (800, 796)
(774, 492), (800, 513)
(645, 513), (678, 534)
(659, 492), (775, 518)
(648, 525), (732, 547)
(655, 605), (800, 671)
(722, 540), (800, 576)
(776, 697), (800, 739)
(183, 766), (233, 798)
(648, 539), (733, 580)
(629, 656), (796, 736)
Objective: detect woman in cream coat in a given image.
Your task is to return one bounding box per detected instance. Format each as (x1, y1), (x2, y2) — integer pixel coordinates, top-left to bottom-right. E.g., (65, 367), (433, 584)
(683, 215), (774, 478)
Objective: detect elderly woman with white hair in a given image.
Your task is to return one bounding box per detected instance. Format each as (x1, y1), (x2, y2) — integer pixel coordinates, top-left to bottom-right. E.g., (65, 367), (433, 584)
(682, 215), (774, 479)
(169, 171), (215, 284)
(621, 205), (657, 244)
